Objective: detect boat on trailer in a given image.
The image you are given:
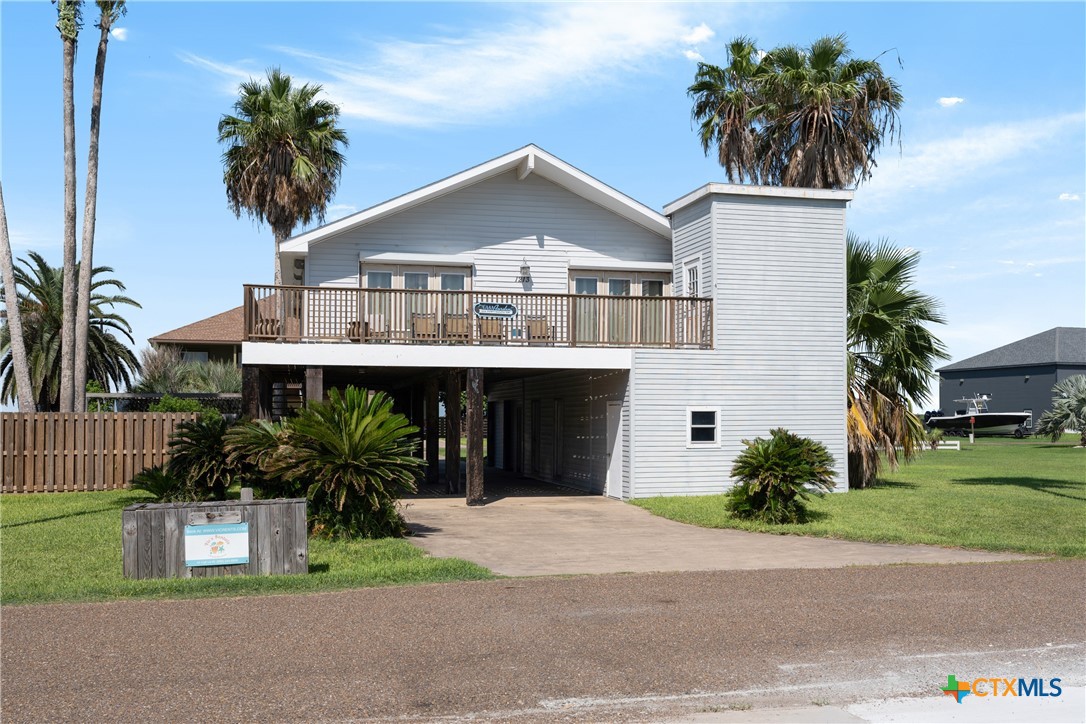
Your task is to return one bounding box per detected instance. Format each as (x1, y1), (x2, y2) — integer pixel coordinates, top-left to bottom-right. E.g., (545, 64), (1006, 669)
(924, 394), (1032, 438)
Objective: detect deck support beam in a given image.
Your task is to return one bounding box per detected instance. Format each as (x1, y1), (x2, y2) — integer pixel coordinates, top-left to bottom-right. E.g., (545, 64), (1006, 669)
(466, 367), (485, 506)
(445, 370), (462, 494)
(425, 375), (440, 485)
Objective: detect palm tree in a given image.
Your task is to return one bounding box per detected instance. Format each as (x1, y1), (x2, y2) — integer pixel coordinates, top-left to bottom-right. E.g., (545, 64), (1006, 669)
(56, 0), (83, 411)
(689, 37), (762, 184)
(0, 183), (35, 411)
(0, 252), (140, 410)
(218, 69), (349, 285)
(689, 34), (902, 189)
(846, 234), (948, 487)
(74, 0), (127, 412)
(1034, 375), (1086, 446)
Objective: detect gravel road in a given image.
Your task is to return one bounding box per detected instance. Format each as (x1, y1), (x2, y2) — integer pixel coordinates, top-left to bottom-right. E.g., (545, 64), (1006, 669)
(2, 560), (1083, 722)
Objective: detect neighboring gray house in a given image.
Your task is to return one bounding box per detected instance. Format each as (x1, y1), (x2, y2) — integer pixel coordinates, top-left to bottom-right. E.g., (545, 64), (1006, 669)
(937, 327), (1086, 428)
(240, 145), (852, 499)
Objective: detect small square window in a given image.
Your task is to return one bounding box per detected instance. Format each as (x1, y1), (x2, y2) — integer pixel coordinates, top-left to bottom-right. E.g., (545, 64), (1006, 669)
(687, 408), (719, 447)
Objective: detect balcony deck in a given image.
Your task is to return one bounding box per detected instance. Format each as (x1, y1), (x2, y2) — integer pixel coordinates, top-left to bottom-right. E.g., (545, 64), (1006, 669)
(244, 285), (712, 350)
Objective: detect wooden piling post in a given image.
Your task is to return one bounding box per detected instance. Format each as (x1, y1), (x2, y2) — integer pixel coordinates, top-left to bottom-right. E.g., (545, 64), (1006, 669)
(425, 376), (440, 485)
(466, 367), (485, 506)
(305, 366), (324, 406)
(445, 370), (462, 494)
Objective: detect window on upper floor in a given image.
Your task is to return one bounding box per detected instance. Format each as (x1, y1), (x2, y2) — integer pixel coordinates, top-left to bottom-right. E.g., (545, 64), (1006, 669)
(360, 265), (471, 291)
(570, 272), (670, 296)
(684, 258), (700, 297)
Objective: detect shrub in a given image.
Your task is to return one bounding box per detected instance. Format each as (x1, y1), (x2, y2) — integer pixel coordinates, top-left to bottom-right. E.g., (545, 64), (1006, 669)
(925, 427), (944, 451)
(728, 428), (837, 524)
(166, 416), (234, 500)
(130, 465), (193, 502)
(149, 393), (223, 425)
(224, 418), (297, 498)
(188, 360), (242, 394)
(260, 387), (423, 539)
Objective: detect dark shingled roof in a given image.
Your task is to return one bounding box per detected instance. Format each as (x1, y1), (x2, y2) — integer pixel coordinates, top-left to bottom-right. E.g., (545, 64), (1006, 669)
(939, 327), (1086, 372)
(149, 305), (243, 346)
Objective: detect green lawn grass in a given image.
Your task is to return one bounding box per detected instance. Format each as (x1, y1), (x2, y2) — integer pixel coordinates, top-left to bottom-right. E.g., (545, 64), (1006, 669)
(0, 489), (493, 605)
(633, 436), (1086, 557)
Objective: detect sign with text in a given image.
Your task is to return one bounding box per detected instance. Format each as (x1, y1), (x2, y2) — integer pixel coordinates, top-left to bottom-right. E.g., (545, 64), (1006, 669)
(473, 301), (518, 319)
(184, 522), (249, 567)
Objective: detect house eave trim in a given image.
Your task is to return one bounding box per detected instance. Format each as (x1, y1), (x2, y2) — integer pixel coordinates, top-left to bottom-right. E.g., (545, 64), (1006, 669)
(663, 183), (855, 215)
(567, 259), (674, 272)
(360, 252), (476, 267)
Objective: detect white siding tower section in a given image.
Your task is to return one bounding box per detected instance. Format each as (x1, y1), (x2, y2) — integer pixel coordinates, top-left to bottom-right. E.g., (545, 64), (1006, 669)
(630, 187), (850, 496)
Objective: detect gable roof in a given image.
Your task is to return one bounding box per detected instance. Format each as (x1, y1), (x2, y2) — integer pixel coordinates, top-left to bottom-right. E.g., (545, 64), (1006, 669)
(149, 305), (244, 346)
(938, 327), (1086, 372)
(280, 144), (670, 253)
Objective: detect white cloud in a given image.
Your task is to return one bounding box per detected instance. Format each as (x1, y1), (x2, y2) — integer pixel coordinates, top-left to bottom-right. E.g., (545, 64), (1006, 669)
(937, 96), (964, 107)
(1058, 192), (1081, 201)
(860, 112), (1086, 204)
(326, 204), (358, 217)
(181, 4), (726, 127)
(681, 22), (714, 45)
(110, 27), (128, 41)
(683, 49), (704, 62)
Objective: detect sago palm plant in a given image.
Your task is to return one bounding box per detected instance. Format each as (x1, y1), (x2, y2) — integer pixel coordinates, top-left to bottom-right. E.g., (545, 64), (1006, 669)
(167, 416), (234, 500)
(728, 428), (836, 524)
(263, 387), (422, 538)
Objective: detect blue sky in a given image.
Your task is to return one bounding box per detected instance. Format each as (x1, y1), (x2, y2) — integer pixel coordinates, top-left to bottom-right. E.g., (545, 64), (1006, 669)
(2, 1), (1084, 406)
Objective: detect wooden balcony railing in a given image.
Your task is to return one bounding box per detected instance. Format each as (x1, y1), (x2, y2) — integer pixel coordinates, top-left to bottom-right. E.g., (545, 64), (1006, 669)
(243, 285), (713, 349)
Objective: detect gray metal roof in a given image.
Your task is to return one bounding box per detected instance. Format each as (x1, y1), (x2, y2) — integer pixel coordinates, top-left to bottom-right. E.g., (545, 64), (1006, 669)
(939, 327), (1086, 372)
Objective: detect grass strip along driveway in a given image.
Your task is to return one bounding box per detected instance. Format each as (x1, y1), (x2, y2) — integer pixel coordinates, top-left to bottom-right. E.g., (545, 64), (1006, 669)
(0, 489), (492, 605)
(635, 437), (1085, 557)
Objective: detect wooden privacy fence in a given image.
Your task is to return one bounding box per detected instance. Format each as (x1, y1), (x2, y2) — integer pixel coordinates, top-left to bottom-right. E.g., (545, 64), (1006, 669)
(0, 413), (198, 493)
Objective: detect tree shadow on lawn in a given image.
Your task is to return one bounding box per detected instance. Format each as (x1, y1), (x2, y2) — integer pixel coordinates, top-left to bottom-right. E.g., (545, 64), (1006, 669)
(1, 496), (135, 529)
(953, 477), (1086, 502)
(865, 479), (919, 490)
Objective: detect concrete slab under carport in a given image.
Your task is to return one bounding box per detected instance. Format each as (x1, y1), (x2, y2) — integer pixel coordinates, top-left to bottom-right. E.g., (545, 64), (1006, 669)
(403, 495), (1032, 576)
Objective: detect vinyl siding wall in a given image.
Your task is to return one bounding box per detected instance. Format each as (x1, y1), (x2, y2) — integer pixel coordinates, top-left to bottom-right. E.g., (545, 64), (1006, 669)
(306, 171), (670, 290)
(629, 193), (849, 496)
(488, 370), (628, 494)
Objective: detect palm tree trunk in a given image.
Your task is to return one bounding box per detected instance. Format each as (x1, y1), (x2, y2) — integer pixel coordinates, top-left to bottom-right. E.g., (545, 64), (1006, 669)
(273, 227), (286, 286)
(75, 6), (117, 412)
(59, 24), (79, 412)
(0, 183), (36, 411)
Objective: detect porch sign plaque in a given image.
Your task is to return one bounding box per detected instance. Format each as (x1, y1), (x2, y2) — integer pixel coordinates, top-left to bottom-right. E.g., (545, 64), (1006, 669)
(184, 522), (249, 567)
(473, 302), (518, 319)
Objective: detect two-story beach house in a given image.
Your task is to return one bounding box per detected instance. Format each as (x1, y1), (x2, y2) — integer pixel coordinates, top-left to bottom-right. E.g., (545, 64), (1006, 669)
(240, 145), (852, 502)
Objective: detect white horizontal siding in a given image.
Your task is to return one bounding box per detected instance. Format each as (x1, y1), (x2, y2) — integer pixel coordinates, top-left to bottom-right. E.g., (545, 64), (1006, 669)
(630, 350), (732, 497)
(307, 171), (671, 291)
(713, 195), (847, 490)
(670, 197), (712, 297)
(628, 193), (848, 497)
(488, 369), (628, 494)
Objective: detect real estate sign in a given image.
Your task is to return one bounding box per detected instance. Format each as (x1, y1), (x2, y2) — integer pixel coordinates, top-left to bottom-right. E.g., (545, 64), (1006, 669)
(184, 522), (249, 567)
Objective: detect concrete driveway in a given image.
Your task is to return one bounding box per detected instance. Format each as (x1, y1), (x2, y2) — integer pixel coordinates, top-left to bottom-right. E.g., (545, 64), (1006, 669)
(403, 495), (1030, 576)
